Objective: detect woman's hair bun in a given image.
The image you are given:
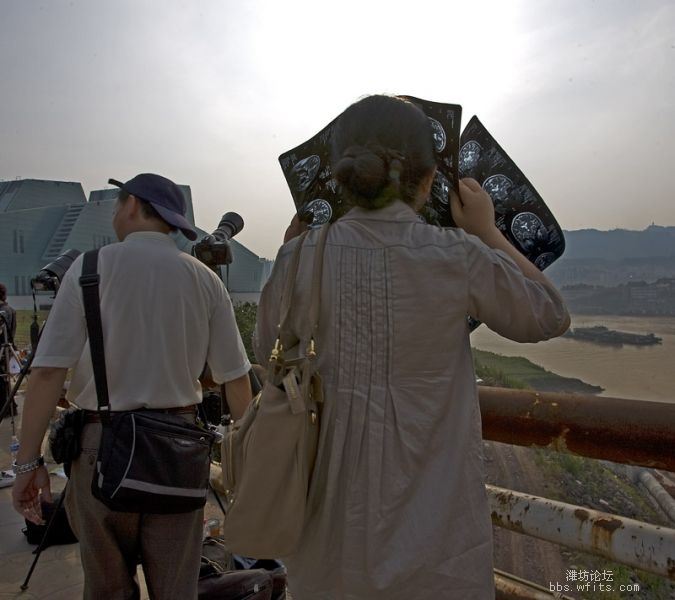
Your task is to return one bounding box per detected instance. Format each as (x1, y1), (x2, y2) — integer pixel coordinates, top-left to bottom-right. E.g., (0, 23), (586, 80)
(330, 95), (436, 210)
(333, 145), (388, 199)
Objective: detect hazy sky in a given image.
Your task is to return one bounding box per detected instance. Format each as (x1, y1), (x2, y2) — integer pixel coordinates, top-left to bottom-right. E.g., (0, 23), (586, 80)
(1, 0), (674, 258)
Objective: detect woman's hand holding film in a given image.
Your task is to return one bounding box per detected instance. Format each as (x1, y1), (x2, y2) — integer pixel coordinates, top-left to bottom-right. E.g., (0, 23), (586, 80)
(450, 178), (500, 242)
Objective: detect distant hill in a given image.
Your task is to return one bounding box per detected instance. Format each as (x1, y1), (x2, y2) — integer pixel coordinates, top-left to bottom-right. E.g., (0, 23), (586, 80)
(546, 225), (675, 286)
(560, 225), (675, 260)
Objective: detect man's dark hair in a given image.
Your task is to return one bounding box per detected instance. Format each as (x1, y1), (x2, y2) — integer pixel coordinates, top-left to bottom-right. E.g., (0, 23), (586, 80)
(0, 283), (6, 302)
(118, 190), (176, 230)
(331, 95), (436, 209)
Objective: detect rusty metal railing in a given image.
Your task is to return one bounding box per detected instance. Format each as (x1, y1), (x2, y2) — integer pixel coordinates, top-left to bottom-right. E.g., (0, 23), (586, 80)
(488, 485), (675, 579)
(476, 386), (675, 597)
(478, 387), (675, 472)
(494, 569), (575, 600)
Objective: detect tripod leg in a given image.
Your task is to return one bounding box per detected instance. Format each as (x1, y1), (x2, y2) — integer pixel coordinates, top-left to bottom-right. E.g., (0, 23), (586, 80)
(20, 483), (68, 591)
(209, 481), (228, 520)
(1, 342), (31, 424)
(1, 318), (44, 425)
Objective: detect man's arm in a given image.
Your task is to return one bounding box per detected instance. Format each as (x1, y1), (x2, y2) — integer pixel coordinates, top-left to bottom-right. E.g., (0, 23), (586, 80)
(12, 367), (68, 523)
(224, 372), (252, 421)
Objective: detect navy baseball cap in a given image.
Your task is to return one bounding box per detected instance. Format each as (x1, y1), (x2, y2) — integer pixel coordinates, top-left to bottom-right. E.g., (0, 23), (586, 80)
(108, 173), (198, 241)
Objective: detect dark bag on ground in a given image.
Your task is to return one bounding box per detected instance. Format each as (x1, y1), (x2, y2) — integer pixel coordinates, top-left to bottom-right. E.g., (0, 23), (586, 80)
(23, 493), (78, 550)
(198, 569), (273, 600)
(233, 557), (287, 600)
(200, 535), (235, 576)
(92, 410), (215, 513)
(198, 536), (286, 600)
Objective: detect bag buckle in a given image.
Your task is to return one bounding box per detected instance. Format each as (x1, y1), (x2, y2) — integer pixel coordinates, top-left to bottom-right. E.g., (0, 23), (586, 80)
(269, 338), (283, 362)
(79, 274), (100, 287)
(98, 405), (112, 425)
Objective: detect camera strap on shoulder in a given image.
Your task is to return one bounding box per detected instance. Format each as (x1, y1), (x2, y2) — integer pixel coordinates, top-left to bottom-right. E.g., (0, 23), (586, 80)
(79, 248), (111, 425)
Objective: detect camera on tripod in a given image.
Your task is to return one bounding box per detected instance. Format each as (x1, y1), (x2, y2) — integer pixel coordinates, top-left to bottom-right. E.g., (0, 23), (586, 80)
(192, 212), (244, 268)
(31, 250), (82, 294)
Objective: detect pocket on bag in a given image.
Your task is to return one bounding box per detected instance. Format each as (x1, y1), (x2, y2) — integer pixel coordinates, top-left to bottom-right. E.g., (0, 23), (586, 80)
(126, 419), (211, 490)
(93, 412), (214, 513)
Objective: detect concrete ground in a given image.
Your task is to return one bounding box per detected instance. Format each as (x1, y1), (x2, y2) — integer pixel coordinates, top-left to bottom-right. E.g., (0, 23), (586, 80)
(0, 395), (226, 599)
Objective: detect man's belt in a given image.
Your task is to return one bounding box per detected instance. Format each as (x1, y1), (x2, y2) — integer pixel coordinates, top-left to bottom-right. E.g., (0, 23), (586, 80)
(83, 405), (197, 423)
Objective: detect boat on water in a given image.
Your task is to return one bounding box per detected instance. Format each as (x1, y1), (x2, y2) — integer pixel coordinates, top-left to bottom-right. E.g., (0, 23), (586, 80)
(563, 325), (663, 346)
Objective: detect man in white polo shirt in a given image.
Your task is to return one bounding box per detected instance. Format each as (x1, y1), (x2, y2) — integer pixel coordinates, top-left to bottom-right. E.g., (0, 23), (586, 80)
(12, 173), (252, 599)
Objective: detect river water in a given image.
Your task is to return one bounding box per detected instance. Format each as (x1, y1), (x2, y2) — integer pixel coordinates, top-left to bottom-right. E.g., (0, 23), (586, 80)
(470, 315), (675, 403)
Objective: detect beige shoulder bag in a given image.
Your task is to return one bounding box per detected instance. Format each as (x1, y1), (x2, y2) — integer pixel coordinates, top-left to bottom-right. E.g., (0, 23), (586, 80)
(221, 224), (329, 557)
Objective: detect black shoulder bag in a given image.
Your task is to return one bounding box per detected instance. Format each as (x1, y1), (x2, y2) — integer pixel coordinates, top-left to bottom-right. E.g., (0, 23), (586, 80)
(80, 249), (215, 513)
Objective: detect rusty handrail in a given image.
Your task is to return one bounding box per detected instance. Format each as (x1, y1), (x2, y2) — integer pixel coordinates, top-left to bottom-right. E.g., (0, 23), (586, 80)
(488, 484), (675, 580)
(494, 569), (575, 600)
(478, 387), (675, 472)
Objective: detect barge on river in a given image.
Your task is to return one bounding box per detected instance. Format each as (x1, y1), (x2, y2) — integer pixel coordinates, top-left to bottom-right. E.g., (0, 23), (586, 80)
(563, 325), (662, 346)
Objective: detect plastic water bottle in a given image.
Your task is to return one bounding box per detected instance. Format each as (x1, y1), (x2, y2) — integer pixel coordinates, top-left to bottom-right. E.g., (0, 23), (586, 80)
(214, 423), (226, 444)
(210, 415), (229, 444)
(203, 518), (220, 539)
(9, 435), (19, 465)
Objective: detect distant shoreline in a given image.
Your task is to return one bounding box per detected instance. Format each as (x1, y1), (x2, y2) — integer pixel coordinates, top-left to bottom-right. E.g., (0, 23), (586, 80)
(471, 314), (675, 403)
(472, 348), (604, 395)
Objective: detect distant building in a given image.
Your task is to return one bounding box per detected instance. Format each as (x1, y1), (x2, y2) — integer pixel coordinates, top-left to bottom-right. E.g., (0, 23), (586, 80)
(561, 277), (675, 316)
(0, 178), (272, 309)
